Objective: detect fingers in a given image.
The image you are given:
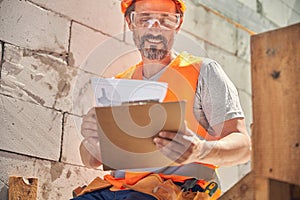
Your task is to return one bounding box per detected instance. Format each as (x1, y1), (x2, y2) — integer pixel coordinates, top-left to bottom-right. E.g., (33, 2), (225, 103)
(82, 108), (97, 122)
(81, 108), (99, 138)
(82, 137), (102, 162)
(154, 137), (192, 163)
(153, 132), (195, 163)
(81, 121), (98, 138)
(158, 131), (193, 147)
(80, 108), (102, 167)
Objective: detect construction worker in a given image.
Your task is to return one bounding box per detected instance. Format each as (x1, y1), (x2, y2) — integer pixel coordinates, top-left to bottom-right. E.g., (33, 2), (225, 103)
(73, 0), (251, 199)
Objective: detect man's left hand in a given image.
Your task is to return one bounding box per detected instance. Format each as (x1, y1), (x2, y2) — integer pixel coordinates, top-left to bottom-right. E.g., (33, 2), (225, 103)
(153, 128), (205, 164)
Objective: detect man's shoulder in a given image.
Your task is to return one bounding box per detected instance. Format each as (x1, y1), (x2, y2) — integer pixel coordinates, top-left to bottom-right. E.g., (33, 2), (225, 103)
(176, 51), (217, 67)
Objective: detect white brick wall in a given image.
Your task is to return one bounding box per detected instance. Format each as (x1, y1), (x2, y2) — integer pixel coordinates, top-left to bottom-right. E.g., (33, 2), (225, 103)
(61, 114), (84, 166)
(261, 0), (300, 27)
(1, 44), (77, 113)
(237, 0), (257, 11)
(29, 0), (124, 36)
(69, 22), (109, 68)
(0, 95), (62, 160)
(0, 151), (106, 199)
(0, 179), (8, 200)
(236, 29), (251, 62)
(0, 0), (70, 53)
(182, 1), (238, 55)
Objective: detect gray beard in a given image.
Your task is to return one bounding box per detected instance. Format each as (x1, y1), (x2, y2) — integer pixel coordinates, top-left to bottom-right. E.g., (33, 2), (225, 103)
(137, 34), (169, 60)
(142, 47), (168, 60)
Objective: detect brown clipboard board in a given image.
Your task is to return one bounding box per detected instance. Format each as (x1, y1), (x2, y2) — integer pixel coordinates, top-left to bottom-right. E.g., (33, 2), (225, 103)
(94, 100), (186, 170)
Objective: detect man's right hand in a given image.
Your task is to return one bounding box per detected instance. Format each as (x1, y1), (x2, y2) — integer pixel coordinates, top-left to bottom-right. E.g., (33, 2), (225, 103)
(80, 108), (102, 168)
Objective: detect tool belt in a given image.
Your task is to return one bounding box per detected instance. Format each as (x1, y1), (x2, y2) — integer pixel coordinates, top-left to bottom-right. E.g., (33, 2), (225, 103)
(73, 174), (221, 200)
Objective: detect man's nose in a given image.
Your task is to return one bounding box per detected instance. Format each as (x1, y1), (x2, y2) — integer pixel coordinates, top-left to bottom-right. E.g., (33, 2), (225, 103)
(147, 19), (161, 29)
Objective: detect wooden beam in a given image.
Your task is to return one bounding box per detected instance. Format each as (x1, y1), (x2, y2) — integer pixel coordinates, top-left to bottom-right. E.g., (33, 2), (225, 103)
(251, 23), (300, 186)
(8, 176), (38, 200)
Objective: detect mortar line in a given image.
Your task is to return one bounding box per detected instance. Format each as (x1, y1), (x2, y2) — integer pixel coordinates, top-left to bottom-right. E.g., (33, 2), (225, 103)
(67, 20), (73, 66)
(58, 112), (66, 162)
(0, 149), (57, 164)
(0, 149), (101, 170)
(0, 42), (5, 81)
(0, 92), (83, 118)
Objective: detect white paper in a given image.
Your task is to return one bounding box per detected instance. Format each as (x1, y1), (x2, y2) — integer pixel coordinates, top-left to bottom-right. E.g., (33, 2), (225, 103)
(91, 77), (168, 106)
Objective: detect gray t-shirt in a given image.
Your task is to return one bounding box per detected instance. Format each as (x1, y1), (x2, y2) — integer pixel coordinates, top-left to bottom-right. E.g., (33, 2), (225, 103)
(194, 58), (244, 136)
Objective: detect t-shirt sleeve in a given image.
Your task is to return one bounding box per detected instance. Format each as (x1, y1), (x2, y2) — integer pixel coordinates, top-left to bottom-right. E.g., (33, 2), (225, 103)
(194, 58), (244, 129)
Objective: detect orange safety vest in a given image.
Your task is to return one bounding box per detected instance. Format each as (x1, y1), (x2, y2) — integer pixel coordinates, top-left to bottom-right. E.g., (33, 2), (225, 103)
(116, 52), (209, 138)
(109, 52), (218, 184)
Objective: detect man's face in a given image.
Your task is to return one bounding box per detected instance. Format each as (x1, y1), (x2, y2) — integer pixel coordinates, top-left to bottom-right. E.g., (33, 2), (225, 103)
(128, 0), (181, 61)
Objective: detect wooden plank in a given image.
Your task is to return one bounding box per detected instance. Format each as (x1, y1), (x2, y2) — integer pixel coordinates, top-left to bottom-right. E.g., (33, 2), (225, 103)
(222, 173), (297, 200)
(251, 23), (300, 186)
(8, 176), (38, 200)
(219, 172), (254, 200)
(269, 179), (291, 200)
(254, 177), (269, 200)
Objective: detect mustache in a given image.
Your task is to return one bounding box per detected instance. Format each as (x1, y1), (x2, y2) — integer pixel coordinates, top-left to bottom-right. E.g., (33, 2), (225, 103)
(141, 34), (167, 44)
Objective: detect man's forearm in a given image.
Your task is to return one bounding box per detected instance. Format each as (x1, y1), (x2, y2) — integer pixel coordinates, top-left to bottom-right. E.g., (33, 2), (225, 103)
(198, 132), (251, 166)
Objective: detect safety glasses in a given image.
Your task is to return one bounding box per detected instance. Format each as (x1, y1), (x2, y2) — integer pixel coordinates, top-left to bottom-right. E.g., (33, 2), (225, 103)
(130, 11), (181, 30)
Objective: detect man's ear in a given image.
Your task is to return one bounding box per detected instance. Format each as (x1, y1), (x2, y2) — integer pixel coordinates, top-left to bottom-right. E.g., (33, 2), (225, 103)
(175, 17), (183, 33)
(125, 15), (134, 31)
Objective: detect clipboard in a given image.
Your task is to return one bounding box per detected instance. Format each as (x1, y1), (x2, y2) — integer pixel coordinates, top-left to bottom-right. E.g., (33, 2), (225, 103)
(94, 100), (186, 170)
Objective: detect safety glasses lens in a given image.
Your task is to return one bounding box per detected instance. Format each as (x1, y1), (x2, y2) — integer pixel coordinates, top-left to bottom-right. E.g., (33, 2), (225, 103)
(130, 12), (180, 30)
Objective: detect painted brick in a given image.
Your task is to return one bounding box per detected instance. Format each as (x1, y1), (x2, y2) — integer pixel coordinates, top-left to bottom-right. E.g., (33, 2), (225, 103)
(205, 43), (252, 96)
(173, 32), (207, 57)
(69, 22), (108, 68)
(70, 26), (141, 77)
(182, 1), (237, 55)
(0, 0), (70, 53)
(238, 161), (251, 179)
(79, 32), (139, 76)
(261, 0), (300, 27)
(0, 95), (62, 161)
(0, 151), (108, 200)
(0, 44), (77, 113)
(191, 0), (278, 33)
(218, 165), (240, 192)
(238, 0), (257, 11)
(0, 152), (36, 184)
(0, 180), (8, 200)
(70, 22), (141, 76)
(238, 90), (253, 133)
(61, 114), (84, 166)
(237, 29), (251, 62)
(104, 49), (142, 78)
(29, 0), (124, 36)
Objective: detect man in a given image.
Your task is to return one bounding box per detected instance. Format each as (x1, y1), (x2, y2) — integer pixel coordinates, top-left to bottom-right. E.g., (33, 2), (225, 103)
(74, 0), (251, 199)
